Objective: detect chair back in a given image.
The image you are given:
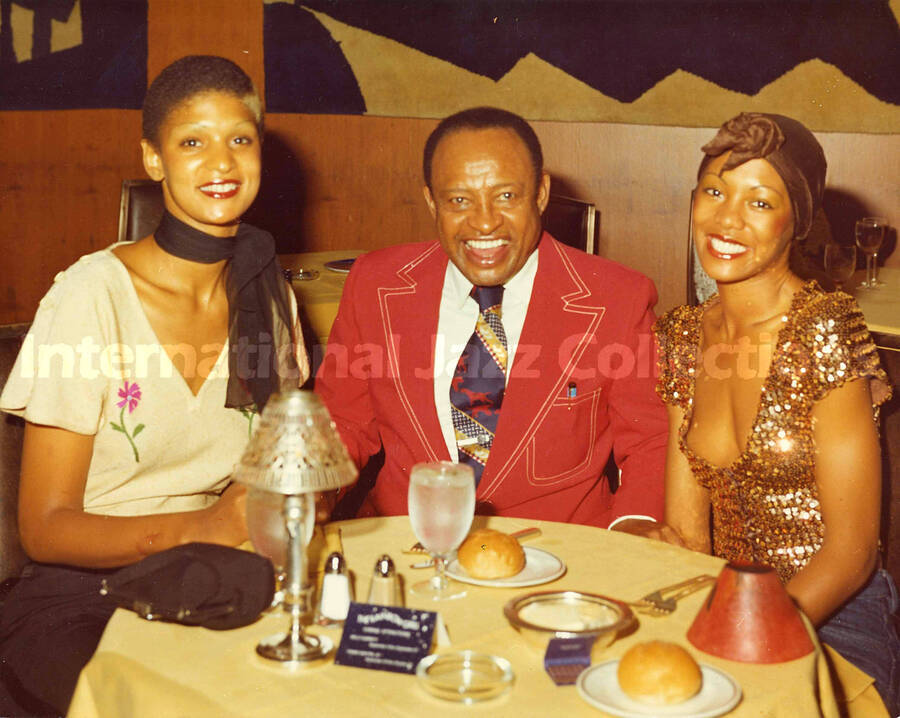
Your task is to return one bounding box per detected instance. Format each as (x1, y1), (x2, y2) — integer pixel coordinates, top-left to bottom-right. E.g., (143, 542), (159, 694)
(880, 347), (900, 589)
(543, 194), (599, 254)
(688, 242), (718, 306)
(687, 190), (717, 306)
(0, 324), (29, 585)
(117, 179), (165, 244)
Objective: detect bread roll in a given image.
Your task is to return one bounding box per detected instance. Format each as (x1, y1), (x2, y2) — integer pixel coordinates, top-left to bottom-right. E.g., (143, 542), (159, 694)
(617, 641), (702, 705)
(457, 528), (526, 579)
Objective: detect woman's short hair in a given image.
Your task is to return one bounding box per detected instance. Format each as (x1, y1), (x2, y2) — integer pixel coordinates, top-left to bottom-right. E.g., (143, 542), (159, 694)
(423, 107), (543, 190)
(698, 112), (827, 241)
(142, 55), (263, 147)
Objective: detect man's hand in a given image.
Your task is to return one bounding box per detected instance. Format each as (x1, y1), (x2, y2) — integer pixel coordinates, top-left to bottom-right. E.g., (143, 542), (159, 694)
(611, 518), (688, 548)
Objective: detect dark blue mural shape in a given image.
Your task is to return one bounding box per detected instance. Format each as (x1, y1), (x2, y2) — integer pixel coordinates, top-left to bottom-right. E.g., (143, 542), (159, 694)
(0, 0), (147, 111)
(265, 0), (899, 113)
(264, 2), (365, 114)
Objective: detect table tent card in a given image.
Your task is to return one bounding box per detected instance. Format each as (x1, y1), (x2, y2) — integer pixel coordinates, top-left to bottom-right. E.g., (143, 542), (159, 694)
(335, 602), (437, 674)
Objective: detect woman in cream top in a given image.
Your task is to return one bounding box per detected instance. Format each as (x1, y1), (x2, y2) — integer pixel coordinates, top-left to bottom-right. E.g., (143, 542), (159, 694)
(0, 56), (308, 715)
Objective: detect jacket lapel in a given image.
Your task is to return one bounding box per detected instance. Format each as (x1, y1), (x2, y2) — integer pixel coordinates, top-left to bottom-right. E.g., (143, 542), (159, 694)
(377, 243), (450, 462)
(479, 236), (606, 496)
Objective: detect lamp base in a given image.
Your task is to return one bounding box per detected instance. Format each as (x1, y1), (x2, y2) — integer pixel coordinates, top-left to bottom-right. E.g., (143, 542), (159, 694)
(256, 632), (334, 663)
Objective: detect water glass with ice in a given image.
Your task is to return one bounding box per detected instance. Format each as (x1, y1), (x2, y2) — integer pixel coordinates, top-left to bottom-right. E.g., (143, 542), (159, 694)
(407, 461), (475, 600)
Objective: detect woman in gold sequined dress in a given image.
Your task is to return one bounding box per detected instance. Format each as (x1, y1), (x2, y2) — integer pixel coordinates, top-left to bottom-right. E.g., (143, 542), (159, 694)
(654, 112), (898, 712)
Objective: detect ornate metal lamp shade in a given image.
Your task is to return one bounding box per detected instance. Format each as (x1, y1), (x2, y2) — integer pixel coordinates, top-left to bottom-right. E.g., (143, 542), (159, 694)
(234, 390), (357, 663)
(235, 390), (358, 495)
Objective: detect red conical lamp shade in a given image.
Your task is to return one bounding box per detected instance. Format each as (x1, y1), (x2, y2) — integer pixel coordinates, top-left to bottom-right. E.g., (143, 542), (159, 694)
(687, 562), (814, 663)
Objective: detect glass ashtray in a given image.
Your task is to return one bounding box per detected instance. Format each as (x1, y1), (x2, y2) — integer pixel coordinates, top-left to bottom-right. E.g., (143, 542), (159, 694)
(416, 651), (514, 704)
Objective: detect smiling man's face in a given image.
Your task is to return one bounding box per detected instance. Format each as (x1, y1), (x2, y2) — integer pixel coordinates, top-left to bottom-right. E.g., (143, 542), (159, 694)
(424, 127), (550, 287)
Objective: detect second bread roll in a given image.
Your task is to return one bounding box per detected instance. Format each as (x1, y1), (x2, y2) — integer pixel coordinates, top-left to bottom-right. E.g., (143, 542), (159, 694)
(457, 528), (526, 579)
(617, 641), (702, 705)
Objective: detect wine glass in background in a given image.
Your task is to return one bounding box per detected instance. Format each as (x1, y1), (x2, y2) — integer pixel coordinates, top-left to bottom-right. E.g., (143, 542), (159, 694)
(247, 487), (316, 610)
(407, 461), (475, 600)
(823, 243), (857, 292)
(855, 217), (887, 289)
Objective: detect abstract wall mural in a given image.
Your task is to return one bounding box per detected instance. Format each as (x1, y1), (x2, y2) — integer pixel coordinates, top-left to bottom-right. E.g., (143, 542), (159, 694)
(264, 0), (900, 132)
(0, 0), (146, 110)
(1, 0), (896, 131)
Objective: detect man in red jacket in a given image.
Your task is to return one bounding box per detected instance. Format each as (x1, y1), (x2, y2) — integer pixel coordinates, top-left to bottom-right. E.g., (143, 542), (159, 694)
(316, 107), (668, 531)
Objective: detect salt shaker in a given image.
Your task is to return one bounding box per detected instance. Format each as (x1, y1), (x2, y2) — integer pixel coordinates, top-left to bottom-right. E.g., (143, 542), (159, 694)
(315, 551), (352, 625)
(366, 554), (402, 607)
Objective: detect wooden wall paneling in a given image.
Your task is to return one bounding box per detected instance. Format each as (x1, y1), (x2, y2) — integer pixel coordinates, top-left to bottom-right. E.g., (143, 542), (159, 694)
(148, 0), (264, 96)
(537, 122), (709, 314)
(0, 110), (144, 324)
(3, 106), (896, 324)
(258, 114), (437, 255)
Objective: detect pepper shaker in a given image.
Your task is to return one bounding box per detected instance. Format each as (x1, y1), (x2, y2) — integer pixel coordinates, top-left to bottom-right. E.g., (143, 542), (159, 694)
(366, 554), (402, 607)
(315, 551), (352, 625)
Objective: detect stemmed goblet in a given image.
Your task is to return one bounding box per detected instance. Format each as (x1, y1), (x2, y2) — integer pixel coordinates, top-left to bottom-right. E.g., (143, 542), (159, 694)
(823, 242), (857, 292)
(407, 461), (475, 601)
(855, 217), (887, 289)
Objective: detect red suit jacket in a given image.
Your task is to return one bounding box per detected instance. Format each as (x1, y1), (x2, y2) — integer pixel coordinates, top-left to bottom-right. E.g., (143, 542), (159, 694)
(315, 234), (666, 527)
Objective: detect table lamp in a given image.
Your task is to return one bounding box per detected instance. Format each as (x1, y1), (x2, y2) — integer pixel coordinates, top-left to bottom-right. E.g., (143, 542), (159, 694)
(234, 390), (357, 662)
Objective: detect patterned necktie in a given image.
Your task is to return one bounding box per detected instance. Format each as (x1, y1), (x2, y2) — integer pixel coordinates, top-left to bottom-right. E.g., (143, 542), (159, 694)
(450, 285), (508, 485)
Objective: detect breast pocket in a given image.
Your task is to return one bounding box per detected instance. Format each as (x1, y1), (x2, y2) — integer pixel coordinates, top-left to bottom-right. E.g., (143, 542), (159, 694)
(525, 385), (608, 485)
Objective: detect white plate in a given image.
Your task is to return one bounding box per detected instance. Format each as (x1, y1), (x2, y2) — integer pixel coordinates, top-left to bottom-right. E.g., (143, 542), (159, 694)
(324, 259), (355, 273)
(576, 660), (741, 717)
(446, 546), (566, 588)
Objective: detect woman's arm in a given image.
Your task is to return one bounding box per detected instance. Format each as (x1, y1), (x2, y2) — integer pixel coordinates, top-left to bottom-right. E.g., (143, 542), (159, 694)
(663, 404), (711, 552)
(18, 422), (248, 569)
(786, 378), (882, 625)
(617, 404), (710, 547)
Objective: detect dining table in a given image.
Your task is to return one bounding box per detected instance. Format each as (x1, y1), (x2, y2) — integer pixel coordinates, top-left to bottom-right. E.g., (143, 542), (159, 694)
(279, 249), (365, 348)
(67, 516), (886, 718)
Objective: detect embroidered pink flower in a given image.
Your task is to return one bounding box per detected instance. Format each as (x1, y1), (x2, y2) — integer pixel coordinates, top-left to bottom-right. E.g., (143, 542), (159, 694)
(112, 381), (144, 462)
(117, 381), (142, 414)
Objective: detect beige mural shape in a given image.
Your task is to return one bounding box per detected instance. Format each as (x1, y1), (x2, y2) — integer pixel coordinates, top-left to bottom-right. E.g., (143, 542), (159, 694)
(307, 6), (899, 133)
(6, 0), (82, 63)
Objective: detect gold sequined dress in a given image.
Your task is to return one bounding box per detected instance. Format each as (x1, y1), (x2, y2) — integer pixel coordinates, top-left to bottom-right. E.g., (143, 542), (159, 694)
(655, 281), (890, 582)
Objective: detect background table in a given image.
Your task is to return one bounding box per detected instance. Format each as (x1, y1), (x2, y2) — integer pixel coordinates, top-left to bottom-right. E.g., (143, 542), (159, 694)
(68, 516), (883, 718)
(280, 250), (364, 347)
(849, 266), (900, 348)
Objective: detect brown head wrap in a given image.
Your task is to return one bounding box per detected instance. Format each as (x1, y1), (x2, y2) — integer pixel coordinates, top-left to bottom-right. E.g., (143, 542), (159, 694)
(698, 113), (827, 240)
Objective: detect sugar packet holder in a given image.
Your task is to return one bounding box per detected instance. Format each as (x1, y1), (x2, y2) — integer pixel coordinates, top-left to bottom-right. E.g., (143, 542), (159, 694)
(544, 636), (597, 685)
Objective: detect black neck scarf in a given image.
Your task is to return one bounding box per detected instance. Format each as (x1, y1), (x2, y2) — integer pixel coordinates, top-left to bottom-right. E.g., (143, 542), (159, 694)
(153, 210), (299, 410)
